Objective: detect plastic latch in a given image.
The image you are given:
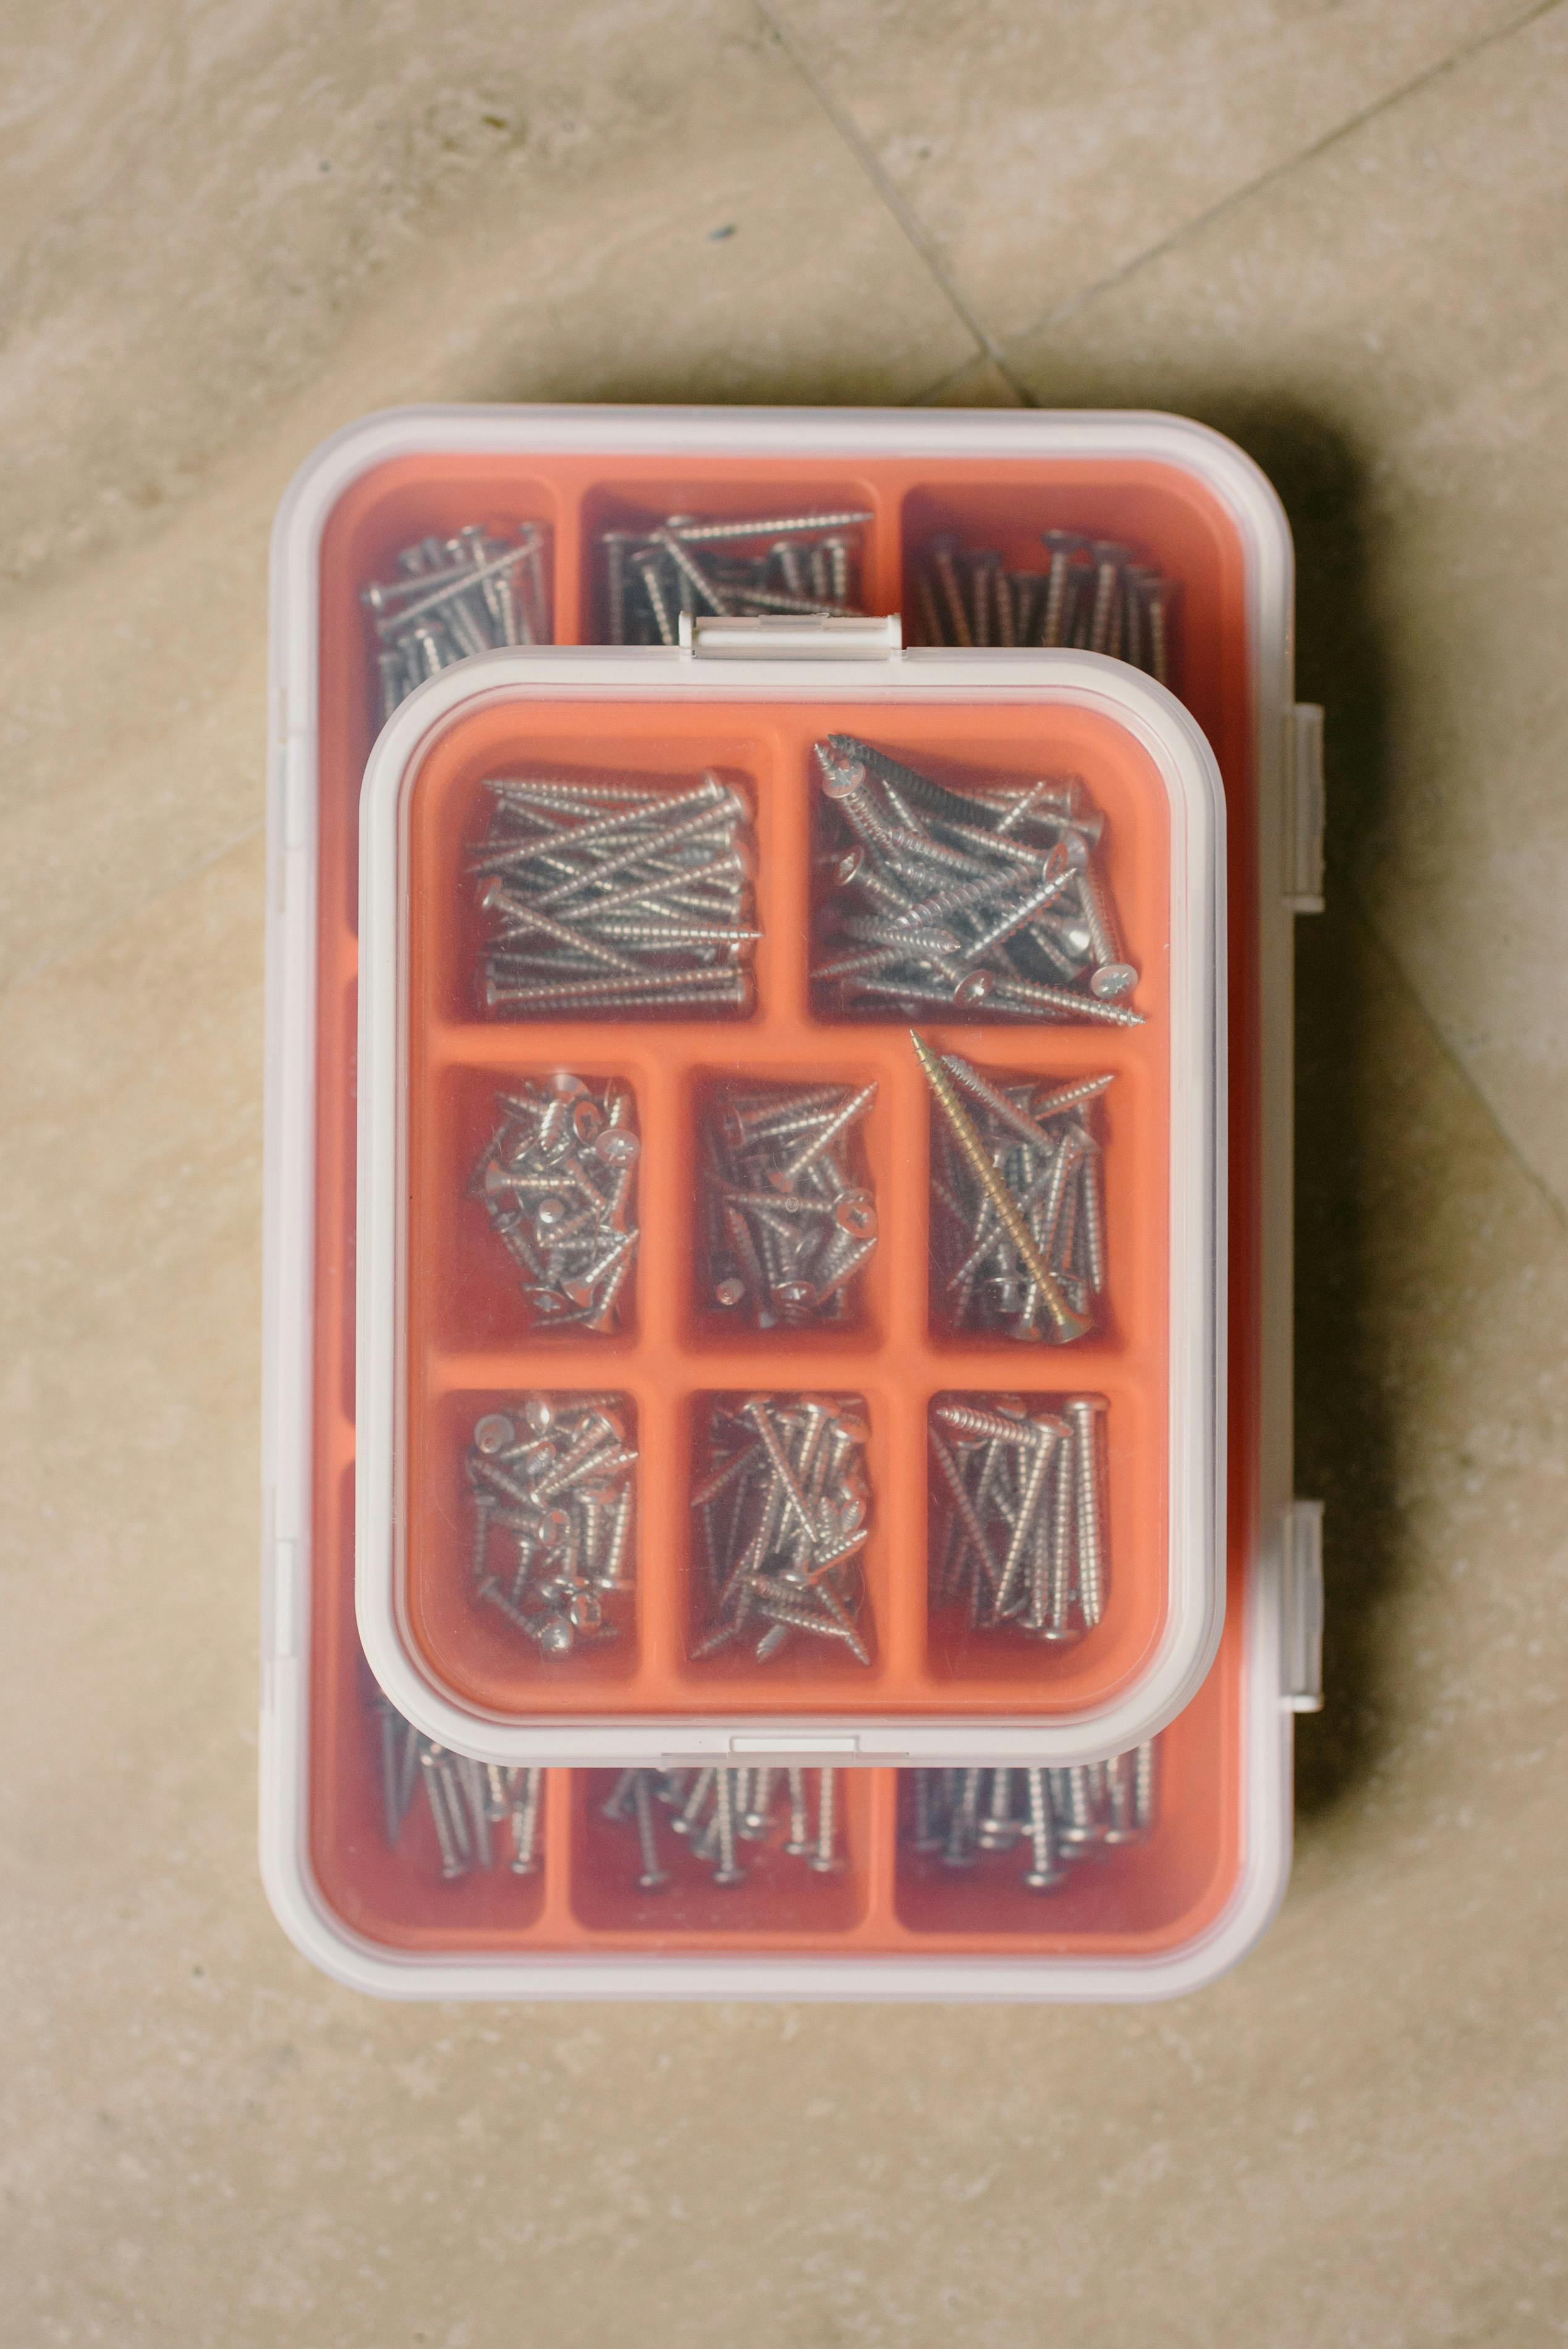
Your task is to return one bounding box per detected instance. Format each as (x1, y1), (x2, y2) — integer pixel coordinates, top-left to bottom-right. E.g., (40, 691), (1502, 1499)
(1282, 1500), (1324, 1712)
(680, 611), (904, 660)
(1284, 704), (1325, 912)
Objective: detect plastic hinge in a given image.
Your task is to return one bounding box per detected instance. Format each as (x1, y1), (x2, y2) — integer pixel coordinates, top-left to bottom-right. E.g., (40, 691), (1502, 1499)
(680, 611), (904, 660)
(1284, 704), (1325, 912)
(1282, 1500), (1324, 1712)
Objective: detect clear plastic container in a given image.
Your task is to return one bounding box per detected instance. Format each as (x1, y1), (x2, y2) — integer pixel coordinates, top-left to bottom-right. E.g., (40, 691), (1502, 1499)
(261, 404), (1324, 1996)
(355, 644), (1226, 1764)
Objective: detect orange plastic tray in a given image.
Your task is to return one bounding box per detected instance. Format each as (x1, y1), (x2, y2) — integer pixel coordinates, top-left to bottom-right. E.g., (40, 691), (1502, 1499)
(373, 683), (1205, 1739)
(274, 414), (1277, 1978)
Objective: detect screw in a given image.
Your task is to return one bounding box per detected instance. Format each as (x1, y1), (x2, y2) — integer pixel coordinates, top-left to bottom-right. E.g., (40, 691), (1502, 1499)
(1066, 1396), (1108, 1628)
(631, 1772), (671, 1890)
(912, 1033), (1087, 1343)
(1021, 1767), (1067, 1888)
(702, 1082), (878, 1329)
(808, 1767), (844, 1873)
(362, 524), (550, 720)
(810, 733), (1138, 1022)
(595, 508), (869, 641)
(930, 1392), (1110, 1646)
(509, 1769), (544, 1875)
(690, 1396), (871, 1667)
(710, 1769), (747, 1887)
(467, 1397), (636, 1660)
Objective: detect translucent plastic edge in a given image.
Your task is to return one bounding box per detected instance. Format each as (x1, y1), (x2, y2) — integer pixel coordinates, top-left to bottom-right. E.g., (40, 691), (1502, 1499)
(354, 652), (1226, 1767)
(259, 1511), (1293, 2003)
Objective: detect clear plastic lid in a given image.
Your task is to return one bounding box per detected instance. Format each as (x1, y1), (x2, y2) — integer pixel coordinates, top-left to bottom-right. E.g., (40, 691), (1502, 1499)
(355, 642), (1226, 1764)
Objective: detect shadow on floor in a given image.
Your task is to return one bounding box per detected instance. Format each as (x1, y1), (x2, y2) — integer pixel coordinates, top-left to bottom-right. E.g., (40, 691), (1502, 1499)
(1197, 399), (1400, 1820)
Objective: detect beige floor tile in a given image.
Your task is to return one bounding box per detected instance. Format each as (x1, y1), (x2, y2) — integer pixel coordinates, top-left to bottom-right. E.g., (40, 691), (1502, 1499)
(0, 0), (977, 989)
(1006, 4), (1568, 1219)
(763, 0), (1536, 346)
(0, 0), (973, 593)
(4, 876), (1566, 2342)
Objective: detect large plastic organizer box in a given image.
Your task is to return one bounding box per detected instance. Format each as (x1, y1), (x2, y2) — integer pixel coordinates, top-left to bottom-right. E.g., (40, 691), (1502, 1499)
(261, 405), (1324, 1997)
(355, 647), (1226, 1764)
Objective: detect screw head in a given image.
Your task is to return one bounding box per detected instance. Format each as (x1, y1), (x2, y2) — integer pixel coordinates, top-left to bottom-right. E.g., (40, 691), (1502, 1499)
(1090, 961), (1137, 1000)
(714, 1276), (746, 1307)
(595, 1127), (640, 1167)
(473, 1414), (515, 1455)
(834, 1191), (877, 1240)
(535, 1614), (574, 1656)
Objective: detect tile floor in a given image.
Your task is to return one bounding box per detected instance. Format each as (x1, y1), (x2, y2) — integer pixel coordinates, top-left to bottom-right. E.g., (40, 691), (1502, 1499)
(2, 4), (1566, 2341)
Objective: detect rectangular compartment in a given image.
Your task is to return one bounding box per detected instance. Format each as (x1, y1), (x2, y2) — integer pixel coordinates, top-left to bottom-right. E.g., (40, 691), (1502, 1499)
(263, 405), (1314, 1994)
(357, 652), (1223, 1760)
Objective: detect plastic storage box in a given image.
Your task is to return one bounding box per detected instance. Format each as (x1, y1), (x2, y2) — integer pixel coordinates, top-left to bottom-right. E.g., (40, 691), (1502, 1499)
(355, 642), (1226, 1764)
(261, 405), (1324, 1999)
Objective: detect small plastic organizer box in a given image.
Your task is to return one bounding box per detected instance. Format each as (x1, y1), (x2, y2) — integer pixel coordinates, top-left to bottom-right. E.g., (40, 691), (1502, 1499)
(261, 406), (1324, 1997)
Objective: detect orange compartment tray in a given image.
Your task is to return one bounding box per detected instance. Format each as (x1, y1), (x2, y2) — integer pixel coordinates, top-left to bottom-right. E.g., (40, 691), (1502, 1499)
(258, 407), (1298, 1986)
(356, 652), (1224, 1759)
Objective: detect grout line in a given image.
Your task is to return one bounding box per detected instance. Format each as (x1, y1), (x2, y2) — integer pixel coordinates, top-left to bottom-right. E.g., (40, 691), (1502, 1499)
(1002, 0), (1568, 349)
(1, 813), (266, 1001)
(749, 0), (1035, 406)
(1343, 876), (1568, 1242)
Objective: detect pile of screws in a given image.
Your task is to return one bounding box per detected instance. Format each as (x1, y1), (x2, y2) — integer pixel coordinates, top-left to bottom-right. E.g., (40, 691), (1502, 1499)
(701, 1080), (878, 1328)
(692, 1395), (871, 1667)
(370, 1691), (546, 1883)
(465, 1397), (637, 1660)
(811, 733), (1140, 1022)
(364, 524), (551, 723)
(910, 530), (1174, 682)
(596, 508), (871, 643)
(469, 1075), (640, 1331)
(922, 1048), (1109, 1343)
(928, 1391), (1109, 1638)
(472, 769), (759, 1017)
(600, 1764), (844, 1892)
(901, 1749), (1155, 1888)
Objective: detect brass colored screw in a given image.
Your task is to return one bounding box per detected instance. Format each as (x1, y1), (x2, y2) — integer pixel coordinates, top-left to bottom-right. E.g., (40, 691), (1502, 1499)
(909, 1032), (1088, 1343)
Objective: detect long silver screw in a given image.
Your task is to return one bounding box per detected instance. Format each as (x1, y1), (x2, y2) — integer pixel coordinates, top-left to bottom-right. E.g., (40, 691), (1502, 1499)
(808, 1767), (844, 1874)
